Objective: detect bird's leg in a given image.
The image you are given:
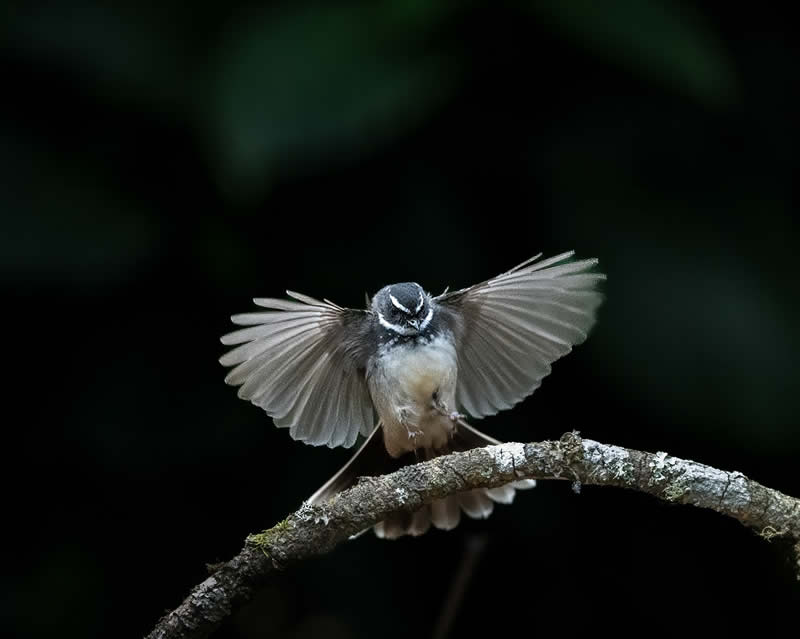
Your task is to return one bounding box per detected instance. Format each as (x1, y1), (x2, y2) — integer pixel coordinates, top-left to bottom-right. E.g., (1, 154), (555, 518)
(397, 407), (423, 449)
(432, 390), (465, 422)
(431, 390), (466, 436)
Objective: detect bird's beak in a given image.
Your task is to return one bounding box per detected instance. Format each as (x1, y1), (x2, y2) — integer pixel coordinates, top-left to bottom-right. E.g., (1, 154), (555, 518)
(408, 319), (420, 330)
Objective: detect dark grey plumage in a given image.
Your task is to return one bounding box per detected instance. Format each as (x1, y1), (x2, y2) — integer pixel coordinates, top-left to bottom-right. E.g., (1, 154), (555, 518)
(220, 251), (605, 537)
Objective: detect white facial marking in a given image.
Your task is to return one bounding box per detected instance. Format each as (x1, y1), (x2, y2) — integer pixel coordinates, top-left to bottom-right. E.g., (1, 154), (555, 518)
(377, 311), (417, 335)
(418, 307), (434, 331)
(389, 294), (411, 314)
(415, 288), (424, 313)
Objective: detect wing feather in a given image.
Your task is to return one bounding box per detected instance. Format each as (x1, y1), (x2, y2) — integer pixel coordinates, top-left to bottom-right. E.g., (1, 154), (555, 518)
(465, 328), (524, 411)
(328, 370), (354, 447)
(252, 297), (314, 311)
(219, 318), (322, 366)
(220, 295), (375, 448)
(437, 252), (604, 418)
(225, 327), (315, 387)
(285, 290), (336, 307)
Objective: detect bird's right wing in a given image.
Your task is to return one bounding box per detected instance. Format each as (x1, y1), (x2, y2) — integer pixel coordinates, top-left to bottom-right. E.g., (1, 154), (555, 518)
(220, 292), (376, 448)
(435, 252), (605, 418)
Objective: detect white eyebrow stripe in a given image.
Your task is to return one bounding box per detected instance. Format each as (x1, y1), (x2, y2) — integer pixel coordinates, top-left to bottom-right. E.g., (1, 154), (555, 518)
(377, 311), (417, 335)
(415, 289), (424, 312)
(418, 307), (434, 331)
(389, 294), (412, 314)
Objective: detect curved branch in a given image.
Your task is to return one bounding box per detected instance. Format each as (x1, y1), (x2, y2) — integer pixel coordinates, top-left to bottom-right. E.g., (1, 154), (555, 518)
(146, 433), (800, 639)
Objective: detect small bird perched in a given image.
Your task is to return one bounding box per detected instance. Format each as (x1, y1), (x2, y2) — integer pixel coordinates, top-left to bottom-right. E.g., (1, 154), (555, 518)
(220, 252), (604, 538)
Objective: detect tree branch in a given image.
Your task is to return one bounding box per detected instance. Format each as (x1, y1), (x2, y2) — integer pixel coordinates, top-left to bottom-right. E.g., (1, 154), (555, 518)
(146, 432), (800, 639)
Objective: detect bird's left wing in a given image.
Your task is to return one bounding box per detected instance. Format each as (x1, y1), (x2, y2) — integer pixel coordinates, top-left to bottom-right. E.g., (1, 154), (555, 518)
(435, 252), (605, 419)
(220, 292), (375, 448)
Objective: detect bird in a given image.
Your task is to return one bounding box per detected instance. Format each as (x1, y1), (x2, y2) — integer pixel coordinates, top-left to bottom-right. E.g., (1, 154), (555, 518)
(220, 251), (604, 538)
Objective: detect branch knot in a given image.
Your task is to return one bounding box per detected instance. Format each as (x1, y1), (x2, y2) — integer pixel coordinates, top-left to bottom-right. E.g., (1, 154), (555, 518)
(559, 430), (584, 465)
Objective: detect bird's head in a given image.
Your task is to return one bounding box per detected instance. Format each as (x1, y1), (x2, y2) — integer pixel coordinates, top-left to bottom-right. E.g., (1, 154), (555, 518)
(373, 282), (433, 335)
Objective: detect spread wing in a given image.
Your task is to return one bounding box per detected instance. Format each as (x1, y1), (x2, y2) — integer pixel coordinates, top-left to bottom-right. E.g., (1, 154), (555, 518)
(219, 292), (375, 448)
(436, 251), (605, 418)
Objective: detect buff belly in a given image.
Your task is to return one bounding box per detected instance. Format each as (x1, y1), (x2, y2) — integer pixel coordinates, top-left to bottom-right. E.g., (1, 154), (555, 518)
(368, 333), (458, 458)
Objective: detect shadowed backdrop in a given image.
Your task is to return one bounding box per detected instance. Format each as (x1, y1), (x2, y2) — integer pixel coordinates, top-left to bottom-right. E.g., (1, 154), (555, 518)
(3, 1), (798, 637)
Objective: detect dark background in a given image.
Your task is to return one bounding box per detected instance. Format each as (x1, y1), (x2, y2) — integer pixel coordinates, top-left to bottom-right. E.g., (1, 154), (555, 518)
(3, 1), (798, 637)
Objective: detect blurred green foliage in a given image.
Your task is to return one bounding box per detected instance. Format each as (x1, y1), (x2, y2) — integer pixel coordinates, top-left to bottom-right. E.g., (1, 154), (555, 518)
(529, 0), (737, 104)
(209, 4), (458, 195)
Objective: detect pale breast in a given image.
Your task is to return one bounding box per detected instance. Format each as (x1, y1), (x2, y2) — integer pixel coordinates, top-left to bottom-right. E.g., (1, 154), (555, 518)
(368, 333), (458, 457)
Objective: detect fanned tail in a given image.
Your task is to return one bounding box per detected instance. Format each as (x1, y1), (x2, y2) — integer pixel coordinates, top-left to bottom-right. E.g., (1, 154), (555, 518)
(308, 421), (534, 539)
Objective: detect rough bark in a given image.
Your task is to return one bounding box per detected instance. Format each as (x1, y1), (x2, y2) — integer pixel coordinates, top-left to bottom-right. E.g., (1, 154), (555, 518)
(146, 433), (800, 639)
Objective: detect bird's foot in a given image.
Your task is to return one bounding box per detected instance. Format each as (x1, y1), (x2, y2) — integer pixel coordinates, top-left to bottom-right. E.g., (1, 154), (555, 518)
(432, 401), (466, 423)
(432, 392), (464, 422)
(404, 422), (423, 442)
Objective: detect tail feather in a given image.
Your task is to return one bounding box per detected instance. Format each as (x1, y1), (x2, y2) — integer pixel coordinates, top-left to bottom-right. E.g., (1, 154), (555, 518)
(485, 484), (516, 504)
(374, 515), (409, 539)
(409, 507), (432, 536)
(431, 496), (461, 531)
(457, 489), (495, 519)
(308, 420), (534, 539)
